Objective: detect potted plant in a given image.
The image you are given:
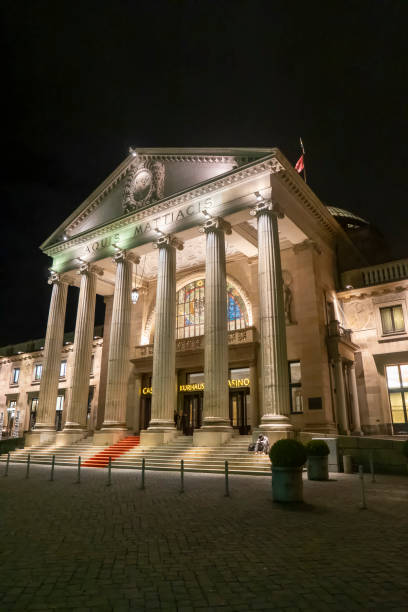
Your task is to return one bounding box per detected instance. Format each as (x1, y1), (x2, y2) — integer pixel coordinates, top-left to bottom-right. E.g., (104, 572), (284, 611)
(305, 439), (330, 481)
(269, 439), (307, 502)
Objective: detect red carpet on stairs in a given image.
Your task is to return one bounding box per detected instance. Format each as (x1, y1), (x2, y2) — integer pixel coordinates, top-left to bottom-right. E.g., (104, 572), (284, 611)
(82, 436), (140, 468)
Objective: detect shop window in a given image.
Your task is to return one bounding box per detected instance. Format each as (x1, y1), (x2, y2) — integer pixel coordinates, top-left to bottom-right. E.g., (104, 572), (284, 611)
(56, 395), (64, 412)
(289, 361), (303, 414)
(386, 364), (408, 432)
(59, 360), (67, 378)
(380, 305), (405, 334)
(7, 400), (17, 416)
(176, 279), (249, 339)
(11, 368), (20, 385)
(34, 363), (43, 381)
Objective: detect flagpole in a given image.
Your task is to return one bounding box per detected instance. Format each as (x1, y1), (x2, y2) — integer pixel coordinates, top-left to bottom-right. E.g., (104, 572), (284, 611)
(300, 137), (307, 184)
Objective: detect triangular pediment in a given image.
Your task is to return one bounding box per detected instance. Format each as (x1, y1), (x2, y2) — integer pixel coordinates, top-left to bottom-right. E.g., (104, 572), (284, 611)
(41, 147), (275, 250)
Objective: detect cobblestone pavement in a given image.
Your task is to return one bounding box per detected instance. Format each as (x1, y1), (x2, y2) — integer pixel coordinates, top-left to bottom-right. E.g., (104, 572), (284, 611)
(0, 463), (407, 611)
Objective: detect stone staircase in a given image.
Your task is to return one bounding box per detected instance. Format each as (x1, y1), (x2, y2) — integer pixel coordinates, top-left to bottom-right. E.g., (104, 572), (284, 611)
(0, 434), (272, 476)
(0, 438), (106, 467)
(112, 434), (272, 475)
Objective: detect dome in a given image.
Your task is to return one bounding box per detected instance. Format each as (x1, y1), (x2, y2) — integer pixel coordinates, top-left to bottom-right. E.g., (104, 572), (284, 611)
(327, 206), (369, 229)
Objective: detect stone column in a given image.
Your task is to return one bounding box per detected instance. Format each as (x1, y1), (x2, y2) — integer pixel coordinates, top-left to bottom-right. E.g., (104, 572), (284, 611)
(94, 250), (139, 446)
(141, 235), (183, 446)
(333, 357), (350, 435)
(57, 264), (100, 446)
(193, 216), (233, 447)
(250, 200), (293, 443)
(25, 273), (69, 446)
(347, 363), (362, 435)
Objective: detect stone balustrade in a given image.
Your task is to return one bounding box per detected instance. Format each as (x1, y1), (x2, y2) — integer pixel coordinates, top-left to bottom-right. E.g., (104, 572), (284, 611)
(341, 258), (408, 289)
(134, 326), (256, 360)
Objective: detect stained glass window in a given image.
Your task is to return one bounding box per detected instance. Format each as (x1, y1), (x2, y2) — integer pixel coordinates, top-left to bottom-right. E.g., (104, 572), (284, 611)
(176, 279), (248, 339)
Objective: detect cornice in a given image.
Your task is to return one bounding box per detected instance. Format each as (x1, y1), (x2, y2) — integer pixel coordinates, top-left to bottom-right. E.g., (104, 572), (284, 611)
(43, 155), (283, 257)
(338, 281), (408, 301)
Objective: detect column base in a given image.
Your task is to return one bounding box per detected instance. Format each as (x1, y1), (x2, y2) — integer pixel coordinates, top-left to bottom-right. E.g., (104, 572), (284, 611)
(193, 429), (233, 447)
(140, 429), (178, 446)
(24, 430), (56, 447)
(55, 430), (87, 447)
(259, 414), (294, 432)
(93, 429), (128, 446)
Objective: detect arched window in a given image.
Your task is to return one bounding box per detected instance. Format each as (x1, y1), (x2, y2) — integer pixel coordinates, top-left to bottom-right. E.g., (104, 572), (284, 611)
(176, 279), (249, 339)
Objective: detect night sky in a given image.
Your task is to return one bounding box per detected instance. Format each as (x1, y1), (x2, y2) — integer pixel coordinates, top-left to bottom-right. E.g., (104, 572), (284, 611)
(1, 0), (407, 346)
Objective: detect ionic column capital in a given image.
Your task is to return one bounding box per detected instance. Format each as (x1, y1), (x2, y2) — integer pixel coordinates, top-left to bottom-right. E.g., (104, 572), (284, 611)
(199, 213), (232, 235)
(153, 234), (184, 251)
(250, 200), (284, 219)
(77, 262), (104, 276)
(112, 249), (140, 265)
(47, 271), (70, 286)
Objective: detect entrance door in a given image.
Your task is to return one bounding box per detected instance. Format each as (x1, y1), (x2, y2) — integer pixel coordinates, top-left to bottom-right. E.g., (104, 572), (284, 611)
(182, 393), (203, 435)
(142, 396), (151, 430)
(229, 390), (249, 434)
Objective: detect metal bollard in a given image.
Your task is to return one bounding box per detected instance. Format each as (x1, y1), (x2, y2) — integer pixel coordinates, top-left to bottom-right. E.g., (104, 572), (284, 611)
(224, 460), (230, 497)
(358, 465), (367, 509)
(107, 456), (112, 487)
(76, 456), (81, 484)
(4, 452), (10, 477)
(140, 457), (145, 490)
(369, 452), (376, 483)
(50, 455), (55, 481)
(25, 453), (31, 479)
(180, 459), (184, 494)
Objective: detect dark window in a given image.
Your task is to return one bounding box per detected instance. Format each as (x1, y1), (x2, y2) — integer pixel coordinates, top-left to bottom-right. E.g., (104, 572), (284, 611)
(12, 368), (20, 384)
(308, 397), (323, 410)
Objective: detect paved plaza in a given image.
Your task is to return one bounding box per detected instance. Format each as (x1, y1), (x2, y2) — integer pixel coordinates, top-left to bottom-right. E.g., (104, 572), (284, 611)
(0, 464), (407, 611)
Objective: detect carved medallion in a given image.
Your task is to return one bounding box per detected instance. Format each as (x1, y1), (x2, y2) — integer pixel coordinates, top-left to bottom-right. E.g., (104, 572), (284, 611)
(123, 160), (165, 212)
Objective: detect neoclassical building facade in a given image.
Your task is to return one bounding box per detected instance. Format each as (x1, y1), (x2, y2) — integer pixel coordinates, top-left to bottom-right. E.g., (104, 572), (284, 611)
(1, 148), (407, 446)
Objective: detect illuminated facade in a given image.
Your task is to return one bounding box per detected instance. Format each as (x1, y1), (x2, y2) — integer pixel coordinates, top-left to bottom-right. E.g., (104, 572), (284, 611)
(1, 148), (407, 446)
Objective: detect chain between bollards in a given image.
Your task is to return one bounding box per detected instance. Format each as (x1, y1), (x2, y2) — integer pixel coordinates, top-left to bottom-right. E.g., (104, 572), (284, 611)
(358, 464), (367, 509)
(50, 455), (55, 481)
(140, 457), (145, 490)
(224, 460), (230, 497)
(369, 451), (376, 483)
(180, 459), (184, 494)
(107, 456), (112, 487)
(4, 452), (10, 477)
(76, 456), (81, 484)
(25, 453), (31, 479)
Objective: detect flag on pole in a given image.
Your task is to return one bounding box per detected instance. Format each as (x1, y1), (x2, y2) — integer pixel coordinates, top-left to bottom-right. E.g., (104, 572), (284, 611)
(295, 155), (304, 173)
(295, 137), (307, 183)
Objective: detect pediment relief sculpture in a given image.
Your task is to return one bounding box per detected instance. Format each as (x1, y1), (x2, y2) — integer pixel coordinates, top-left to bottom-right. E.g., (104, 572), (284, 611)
(123, 160), (165, 213)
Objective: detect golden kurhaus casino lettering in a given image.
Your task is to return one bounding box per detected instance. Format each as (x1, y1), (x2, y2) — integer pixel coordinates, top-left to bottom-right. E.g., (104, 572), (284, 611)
(142, 378), (250, 395)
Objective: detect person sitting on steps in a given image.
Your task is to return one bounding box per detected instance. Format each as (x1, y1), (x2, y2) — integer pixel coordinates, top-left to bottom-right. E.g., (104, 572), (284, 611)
(254, 434), (270, 455)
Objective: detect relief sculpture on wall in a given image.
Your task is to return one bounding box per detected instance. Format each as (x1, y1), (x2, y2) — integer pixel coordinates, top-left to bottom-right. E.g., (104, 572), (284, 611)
(344, 300), (375, 330)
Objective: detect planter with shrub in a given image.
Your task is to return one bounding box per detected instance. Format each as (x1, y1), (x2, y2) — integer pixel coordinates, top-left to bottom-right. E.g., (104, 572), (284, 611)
(305, 439), (330, 481)
(269, 438), (307, 502)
